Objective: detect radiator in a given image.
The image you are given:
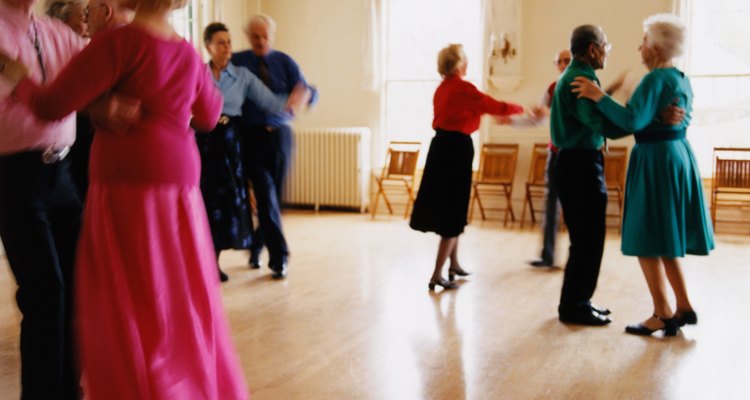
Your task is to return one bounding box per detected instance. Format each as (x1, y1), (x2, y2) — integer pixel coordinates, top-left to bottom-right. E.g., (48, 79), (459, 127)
(283, 127), (371, 212)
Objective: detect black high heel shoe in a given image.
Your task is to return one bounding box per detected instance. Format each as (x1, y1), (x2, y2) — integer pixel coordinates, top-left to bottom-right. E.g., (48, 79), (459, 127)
(448, 268), (471, 282)
(625, 314), (678, 337)
(428, 278), (458, 291)
(675, 310), (698, 327)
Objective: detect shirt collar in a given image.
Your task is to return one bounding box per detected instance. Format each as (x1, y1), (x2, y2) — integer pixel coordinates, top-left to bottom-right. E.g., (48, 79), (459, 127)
(224, 62), (239, 78)
(570, 58), (595, 74)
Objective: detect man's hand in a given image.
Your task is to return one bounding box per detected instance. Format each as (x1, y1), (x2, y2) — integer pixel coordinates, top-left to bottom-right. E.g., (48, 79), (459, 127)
(659, 103), (686, 125)
(88, 93), (142, 133)
(0, 52), (30, 86)
(286, 83), (311, 115)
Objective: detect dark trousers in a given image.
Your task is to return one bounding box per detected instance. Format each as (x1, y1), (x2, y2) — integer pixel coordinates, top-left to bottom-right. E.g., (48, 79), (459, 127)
(555, 149), (607, 314)
(243, 125), (292, 268)
(0, 152), (82, 400)
(540, 150), (560, 263)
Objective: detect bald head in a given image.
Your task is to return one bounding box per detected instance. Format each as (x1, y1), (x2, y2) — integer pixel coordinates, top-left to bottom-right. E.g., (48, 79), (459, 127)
(554, 49), (571, 73)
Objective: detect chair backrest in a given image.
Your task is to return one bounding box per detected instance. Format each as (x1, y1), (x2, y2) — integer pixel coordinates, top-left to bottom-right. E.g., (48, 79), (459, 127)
(603, 146), (628, 189)
(380, 141), (421, 180)
(526, 143), (549, 185)
(713, 147), (750, 190)
(477, 143), (519, 185)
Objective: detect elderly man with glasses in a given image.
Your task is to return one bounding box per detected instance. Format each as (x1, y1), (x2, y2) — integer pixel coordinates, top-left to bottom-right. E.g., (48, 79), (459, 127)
(551, 25), (629, 326)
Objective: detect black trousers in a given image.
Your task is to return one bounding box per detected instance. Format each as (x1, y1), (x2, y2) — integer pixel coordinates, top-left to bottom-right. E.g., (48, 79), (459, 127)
(555, 149), (607, 314)
(0, 151), (82, 399)
(242, 124), (292, 268)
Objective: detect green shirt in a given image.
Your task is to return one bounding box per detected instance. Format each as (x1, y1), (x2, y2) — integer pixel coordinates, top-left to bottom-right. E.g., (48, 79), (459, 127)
(550, 59), (628, 150)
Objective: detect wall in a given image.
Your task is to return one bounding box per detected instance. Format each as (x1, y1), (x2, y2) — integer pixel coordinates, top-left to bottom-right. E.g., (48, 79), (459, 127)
(209, 0), (674, 213)
(485, 0), (673, 211)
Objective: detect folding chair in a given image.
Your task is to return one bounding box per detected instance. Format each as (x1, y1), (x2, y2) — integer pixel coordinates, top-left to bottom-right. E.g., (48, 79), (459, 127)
(371, 141), (421, 219)
(520, 143), (549, 228)
(468, 143), (519, 227)
(711, 147), (750, 233)
(603, 146), (628, 232)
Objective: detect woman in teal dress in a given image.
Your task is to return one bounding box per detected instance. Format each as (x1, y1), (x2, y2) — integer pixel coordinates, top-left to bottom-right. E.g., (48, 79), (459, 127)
(572, 13), (714, 337)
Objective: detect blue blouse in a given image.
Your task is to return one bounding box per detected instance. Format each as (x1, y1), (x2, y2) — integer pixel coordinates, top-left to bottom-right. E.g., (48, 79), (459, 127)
(212, 62), (287, 117)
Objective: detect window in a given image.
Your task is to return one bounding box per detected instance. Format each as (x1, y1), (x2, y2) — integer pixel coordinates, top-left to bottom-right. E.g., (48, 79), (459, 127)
(384, 0), (483, 162)
(680, 0), (750, 173)
(169, 0), (201, 46)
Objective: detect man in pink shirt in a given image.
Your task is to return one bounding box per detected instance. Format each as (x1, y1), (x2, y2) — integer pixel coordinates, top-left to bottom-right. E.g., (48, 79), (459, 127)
(0, 0), (85, 397)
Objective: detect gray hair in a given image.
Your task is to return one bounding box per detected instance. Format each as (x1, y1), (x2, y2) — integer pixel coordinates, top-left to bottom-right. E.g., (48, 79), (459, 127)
(45, 0), (86, 21)
(643, 13), (686, 60)
(246, 14), (277, 35)
(437, 44), (465, 77)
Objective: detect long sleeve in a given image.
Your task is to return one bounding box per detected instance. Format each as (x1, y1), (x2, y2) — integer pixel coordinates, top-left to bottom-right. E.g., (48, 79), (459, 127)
(14, 33), (119, 121)
(241, 68), (287, 113)
(459, 83), (523, 116)
(596, 72), (663, 133)
(191, 66), (223, 132)
(573, 95), (630, 139)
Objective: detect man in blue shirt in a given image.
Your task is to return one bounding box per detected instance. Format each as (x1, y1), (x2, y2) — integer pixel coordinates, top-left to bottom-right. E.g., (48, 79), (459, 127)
(232, 14), (317, 279)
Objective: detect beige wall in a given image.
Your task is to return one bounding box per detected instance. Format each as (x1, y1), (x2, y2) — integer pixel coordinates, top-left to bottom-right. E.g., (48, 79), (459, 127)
(243, 0), (673, 209)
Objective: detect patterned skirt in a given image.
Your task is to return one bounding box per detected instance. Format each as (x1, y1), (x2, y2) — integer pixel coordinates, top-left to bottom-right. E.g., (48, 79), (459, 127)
(196, 119), (253, 251)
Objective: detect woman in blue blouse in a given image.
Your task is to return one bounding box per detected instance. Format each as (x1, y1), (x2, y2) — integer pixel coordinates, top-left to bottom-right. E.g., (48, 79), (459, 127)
(199, 22), (305, 281)
(572, 14), (714, 336)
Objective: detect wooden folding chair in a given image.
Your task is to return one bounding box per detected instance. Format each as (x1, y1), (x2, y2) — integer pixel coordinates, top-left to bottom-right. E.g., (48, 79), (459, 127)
(711, 147), (750, 232)
(371, 141), (421, 219)
(468, 143), (519, 227)
(603, 146), (628, 232)
(520, 143), (549, 228)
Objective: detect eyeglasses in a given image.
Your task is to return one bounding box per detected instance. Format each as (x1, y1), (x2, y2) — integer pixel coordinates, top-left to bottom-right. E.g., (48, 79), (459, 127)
(600, 41), (613, 53)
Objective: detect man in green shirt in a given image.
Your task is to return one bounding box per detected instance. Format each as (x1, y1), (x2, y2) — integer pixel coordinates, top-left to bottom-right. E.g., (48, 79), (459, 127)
(551, 25), (629, 326)
(551, 25), (684, 326)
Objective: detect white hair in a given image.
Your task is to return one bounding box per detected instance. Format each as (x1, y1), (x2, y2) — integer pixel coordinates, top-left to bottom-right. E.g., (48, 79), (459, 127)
(246, 14), (277, 35)
(643, 13), (686, 60)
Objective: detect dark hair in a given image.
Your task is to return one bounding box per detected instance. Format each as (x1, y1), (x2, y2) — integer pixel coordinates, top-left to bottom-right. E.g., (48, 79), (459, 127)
(570, 25), (603, 57)
(203, 22), (229, 45)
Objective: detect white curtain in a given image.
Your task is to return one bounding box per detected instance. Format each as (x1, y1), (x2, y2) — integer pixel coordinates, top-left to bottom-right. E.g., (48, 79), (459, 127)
(362, 0), (382, 92)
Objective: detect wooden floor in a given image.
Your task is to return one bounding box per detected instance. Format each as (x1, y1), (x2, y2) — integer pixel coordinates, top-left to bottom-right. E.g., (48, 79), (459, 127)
(1, 211), (749, 399)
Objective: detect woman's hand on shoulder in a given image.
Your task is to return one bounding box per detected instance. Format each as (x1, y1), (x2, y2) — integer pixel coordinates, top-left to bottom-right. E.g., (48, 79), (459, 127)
(570, 76), (605, 102)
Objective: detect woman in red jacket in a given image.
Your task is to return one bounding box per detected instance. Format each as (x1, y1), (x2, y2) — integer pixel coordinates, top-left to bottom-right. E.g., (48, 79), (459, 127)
(410, 43), (524, 291)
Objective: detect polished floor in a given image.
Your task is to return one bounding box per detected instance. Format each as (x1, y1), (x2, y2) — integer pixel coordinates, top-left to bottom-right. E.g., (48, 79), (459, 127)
(1, 211), (749, 399)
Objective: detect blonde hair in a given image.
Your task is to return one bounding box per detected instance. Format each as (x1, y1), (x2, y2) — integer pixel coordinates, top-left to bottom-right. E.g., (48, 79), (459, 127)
(437, 44), (465, 77)
(643, 13), (686, 60)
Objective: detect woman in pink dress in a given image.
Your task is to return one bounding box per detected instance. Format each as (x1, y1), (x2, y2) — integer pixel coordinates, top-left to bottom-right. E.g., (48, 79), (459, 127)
(0, 0), (249, 398)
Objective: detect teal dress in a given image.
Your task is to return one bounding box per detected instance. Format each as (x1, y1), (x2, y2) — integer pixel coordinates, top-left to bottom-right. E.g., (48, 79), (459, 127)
(596, 67), (714, 257)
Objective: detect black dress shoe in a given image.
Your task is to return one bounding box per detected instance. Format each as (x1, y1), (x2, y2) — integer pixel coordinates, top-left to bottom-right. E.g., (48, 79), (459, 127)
(269, 262), (288, 279)
(674, 310), (697, 327)
(589, 302), (612, 316)
(625, 314), (678, 337)
(559, 310), (612, 326)
(248, 260), (261, 270)
(529, 258), (553, 268)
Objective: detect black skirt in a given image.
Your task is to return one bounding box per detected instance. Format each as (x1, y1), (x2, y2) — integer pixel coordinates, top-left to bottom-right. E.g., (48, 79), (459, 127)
(409, 129), (474, 237)
(196, 118), (254, 251)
